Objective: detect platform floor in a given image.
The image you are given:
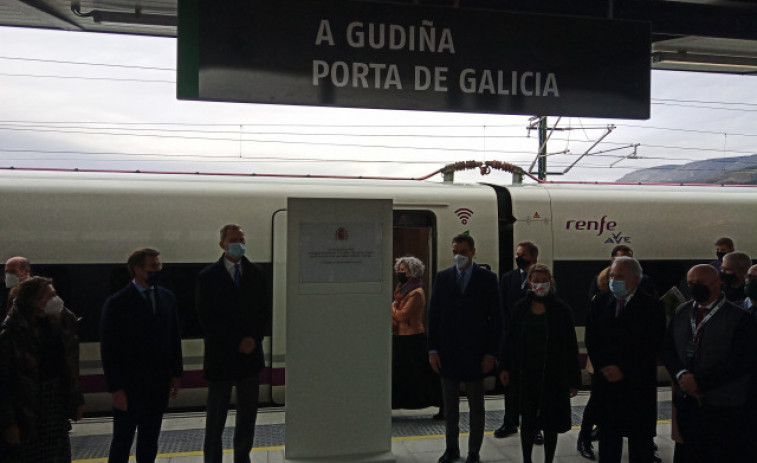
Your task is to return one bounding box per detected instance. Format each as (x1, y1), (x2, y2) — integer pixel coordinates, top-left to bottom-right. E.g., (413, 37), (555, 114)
(71, 390), (676, 463)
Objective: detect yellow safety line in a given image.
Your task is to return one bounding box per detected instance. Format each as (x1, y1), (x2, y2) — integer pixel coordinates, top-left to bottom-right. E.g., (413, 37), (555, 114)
(72, 419), (673, 462)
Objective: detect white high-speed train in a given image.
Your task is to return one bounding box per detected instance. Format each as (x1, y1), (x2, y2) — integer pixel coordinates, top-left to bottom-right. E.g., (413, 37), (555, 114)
(0, 168), (754, 413)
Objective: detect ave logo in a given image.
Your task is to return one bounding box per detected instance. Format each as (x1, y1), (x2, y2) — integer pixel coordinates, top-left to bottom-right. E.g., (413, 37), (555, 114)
(604, 231), (631, 244)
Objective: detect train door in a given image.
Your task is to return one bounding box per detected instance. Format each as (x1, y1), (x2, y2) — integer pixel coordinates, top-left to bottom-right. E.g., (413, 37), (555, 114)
(269, 208), (436, 405)
(393, 210), (437, 295)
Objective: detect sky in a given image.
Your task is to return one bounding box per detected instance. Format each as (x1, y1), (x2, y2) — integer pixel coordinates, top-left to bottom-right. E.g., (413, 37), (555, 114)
(1, 26), (757, 184)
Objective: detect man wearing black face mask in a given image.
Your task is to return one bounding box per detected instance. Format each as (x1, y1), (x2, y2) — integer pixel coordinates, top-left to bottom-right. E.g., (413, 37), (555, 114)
(720, 251), (751, 303)
(100, 248), (183, 463)
(662, 264), (756, 463)
(709, 237), (735, 272)
(494, 241), (539, 440)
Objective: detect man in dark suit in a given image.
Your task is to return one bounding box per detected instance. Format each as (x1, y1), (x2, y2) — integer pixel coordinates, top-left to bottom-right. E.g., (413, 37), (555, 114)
(197, 224), (271, 463)
(582, 245), (659, 461)
(494, 241), (538, 439)
(709, 236), (735, 272)
(428, 234), (501, 463)
(661, 264), (756, 463)
(100, 248), (183, 463)
(585, 256), (665, 463)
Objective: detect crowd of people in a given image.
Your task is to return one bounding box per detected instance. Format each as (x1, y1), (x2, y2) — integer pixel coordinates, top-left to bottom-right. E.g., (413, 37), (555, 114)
(0, 223), (270, 463)
(393, 234), (756, 463)
(2, 228), (755, 463)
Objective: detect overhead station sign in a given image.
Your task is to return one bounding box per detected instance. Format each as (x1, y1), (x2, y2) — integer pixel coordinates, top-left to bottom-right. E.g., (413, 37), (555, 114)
(177, 0), (651, 119)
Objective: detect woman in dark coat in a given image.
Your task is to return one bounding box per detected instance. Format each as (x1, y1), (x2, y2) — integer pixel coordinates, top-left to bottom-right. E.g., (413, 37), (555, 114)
(0, 276), (84, 462)
(499, 264), (581, 463)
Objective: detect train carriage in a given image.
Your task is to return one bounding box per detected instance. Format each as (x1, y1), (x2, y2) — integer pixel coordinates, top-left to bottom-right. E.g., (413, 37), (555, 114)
(0, 169), (754, 412)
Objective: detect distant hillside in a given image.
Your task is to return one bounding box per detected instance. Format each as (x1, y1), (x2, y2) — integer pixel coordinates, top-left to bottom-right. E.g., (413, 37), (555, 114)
(617, 154), (757, 184)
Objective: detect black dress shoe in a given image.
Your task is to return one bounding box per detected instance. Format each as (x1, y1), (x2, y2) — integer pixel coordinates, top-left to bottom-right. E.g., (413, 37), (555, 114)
(438, 448), (461, 463)
(534, 430), (544, 445)
(577, 438), (596, 460)
(465, 452), (480, 463)
(493, 423), (518, 438)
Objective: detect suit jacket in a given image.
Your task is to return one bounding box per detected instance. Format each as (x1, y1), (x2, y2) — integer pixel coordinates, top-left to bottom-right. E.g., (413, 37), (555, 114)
(100, 283), (183, 410)
(428, 264), (501, 381)
(196, 255), (271, 381)
(585, 290), (665, 437)
(499, 268), (529, 323)
(661, 297), (756, 408)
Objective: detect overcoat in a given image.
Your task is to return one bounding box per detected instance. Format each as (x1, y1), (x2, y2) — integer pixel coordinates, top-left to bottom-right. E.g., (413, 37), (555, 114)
(500, 293), (581, 433)
(196, 256), (271, 381)
(585, 290), (665, 437)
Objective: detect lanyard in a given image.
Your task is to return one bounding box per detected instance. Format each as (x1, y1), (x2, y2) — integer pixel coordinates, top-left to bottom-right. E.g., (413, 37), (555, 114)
(690, 296), (726, 344)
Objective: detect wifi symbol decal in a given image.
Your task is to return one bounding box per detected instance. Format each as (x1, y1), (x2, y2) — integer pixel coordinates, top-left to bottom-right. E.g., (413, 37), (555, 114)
(455, 208), (473, 225)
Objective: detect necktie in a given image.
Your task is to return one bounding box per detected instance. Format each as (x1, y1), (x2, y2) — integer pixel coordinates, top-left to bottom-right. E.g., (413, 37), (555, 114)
(234, 263), (241, 287)
(615, 298), (626, 317)
(144, 289), (155, 314)
(458, 272), (465, 293)
(695, 305), (708, 325)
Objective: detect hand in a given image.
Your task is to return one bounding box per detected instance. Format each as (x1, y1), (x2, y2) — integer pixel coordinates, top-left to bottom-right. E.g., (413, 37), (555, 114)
(600, 365), (624, 383)
(569, 388), (578, 398)
(112, 390), (128, 411)
(2, 424), (20, 445)
(169, 377), (181, 399)
(75, 405), (84, 421)
(481, 356), (496, 374)
(238, 337), (256, 354)
(499, 370), (510, 386)
(678, 373), (701, 398)
(428, 353), (441, 373)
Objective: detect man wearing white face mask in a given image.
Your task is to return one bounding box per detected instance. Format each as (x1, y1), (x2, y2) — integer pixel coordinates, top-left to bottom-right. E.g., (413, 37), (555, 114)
(3, 256), (31, 318)
(197, 224), (271, 463)
(428, 234), (501, 463)
(585, 257), (666, 463)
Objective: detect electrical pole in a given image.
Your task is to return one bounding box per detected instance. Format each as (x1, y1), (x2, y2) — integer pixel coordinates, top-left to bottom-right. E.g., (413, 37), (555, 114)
(538, 116), (547, 180)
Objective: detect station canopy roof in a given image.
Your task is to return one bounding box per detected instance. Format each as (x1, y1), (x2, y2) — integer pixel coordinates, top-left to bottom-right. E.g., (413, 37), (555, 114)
(2, 0), (757, 74)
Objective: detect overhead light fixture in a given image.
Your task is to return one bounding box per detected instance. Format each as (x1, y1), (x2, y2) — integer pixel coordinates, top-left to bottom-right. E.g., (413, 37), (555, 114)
(652, 51), (757, 73)
(71, 2), (176, 28)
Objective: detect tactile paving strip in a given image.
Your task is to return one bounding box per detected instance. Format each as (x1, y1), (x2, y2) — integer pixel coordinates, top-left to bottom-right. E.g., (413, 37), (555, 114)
(71, 401), (673, 459)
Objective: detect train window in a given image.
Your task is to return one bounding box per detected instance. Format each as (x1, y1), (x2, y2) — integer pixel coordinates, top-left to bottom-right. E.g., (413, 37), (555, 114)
(22, 261), (273, 342)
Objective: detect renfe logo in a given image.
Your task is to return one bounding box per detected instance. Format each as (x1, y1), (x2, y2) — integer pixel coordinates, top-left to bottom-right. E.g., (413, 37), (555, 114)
(565, 215), (617, 236)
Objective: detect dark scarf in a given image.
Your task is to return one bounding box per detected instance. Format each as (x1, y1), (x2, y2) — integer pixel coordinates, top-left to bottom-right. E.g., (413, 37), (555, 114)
(394, 277), (423, 302)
